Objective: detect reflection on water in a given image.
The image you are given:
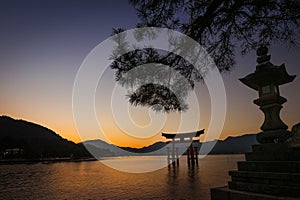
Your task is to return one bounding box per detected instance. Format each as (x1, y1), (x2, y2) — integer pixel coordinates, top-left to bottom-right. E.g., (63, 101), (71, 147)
(0, 155), (244, 200)
(101, 156), (169, 173)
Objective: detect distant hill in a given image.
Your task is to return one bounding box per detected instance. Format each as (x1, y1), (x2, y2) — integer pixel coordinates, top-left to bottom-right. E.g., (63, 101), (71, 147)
(83, 140), (168, 156)
(0, 116), (95, 158)
(198, 134), (258, 154)
(122, 142), (167, 153)
(82, 139), (121, 157)
(84, 134), (258, 156)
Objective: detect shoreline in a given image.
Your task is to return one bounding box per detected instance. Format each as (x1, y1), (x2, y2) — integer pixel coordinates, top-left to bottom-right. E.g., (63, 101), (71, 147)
(0, 154), (245, 165)
(0, 157), (97, 165)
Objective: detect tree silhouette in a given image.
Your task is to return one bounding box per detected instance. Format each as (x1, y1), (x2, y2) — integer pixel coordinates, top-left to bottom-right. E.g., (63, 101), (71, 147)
(110, 0), (300, 112)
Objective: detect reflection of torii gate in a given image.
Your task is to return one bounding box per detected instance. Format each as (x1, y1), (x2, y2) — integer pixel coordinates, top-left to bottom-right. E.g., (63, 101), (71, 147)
(162, 129), (204, 166)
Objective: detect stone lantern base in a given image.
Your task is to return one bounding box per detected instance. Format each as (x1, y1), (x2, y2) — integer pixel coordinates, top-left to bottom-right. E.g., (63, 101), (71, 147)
(256, 129), (291, 144)
(211, 124), (300, 200)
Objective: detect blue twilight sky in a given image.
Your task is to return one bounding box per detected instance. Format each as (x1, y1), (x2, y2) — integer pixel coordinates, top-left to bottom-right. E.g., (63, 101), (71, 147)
(0, 0), (299, 147)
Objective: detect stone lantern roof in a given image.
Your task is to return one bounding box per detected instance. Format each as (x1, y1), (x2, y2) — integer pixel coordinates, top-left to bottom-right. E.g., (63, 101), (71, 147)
(239, 46), (296, 91)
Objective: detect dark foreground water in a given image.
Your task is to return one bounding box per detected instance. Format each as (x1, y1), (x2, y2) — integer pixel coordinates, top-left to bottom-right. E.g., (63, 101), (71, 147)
(0, 155), (244, 200)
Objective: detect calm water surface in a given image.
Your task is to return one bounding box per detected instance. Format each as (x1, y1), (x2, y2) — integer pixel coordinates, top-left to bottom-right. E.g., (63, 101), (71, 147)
(0, 155), (244, 200)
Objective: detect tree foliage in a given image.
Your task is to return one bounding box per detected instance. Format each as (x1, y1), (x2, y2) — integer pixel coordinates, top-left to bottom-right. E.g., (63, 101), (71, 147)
(110, 0), (300, 112)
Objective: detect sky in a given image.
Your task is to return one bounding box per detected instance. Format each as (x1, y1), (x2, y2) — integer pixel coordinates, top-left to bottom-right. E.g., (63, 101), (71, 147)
(0, 0), (299, 148)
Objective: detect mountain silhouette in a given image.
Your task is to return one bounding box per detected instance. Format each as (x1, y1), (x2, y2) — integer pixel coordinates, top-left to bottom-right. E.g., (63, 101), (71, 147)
(0, 116), (92, 159)
(84, 134), (258, 156)
(84, 140), (169, 156)
(196, 134), (258, 154)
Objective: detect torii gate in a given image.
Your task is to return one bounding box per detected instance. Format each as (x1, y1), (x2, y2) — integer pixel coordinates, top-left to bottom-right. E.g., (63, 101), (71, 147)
(162, 129), (204, 166)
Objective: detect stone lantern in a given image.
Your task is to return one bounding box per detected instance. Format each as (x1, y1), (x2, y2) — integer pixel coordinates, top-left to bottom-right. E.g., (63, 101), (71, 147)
(211, 47), (299, 200)
(239, 46), (296, 143)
